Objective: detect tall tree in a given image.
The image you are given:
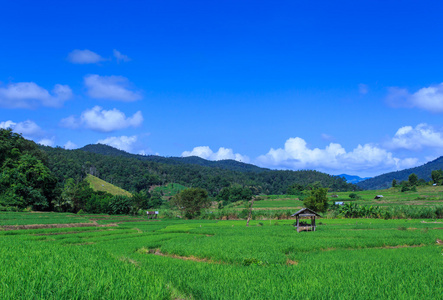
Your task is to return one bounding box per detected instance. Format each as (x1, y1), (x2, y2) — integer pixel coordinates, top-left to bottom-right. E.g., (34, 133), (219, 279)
(408, 173), (418, 186)
(170, 188), (210, 219)
(303, 187), (329, 213)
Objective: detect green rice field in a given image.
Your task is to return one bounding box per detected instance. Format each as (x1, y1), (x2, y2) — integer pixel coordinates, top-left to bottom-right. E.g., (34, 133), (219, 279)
(1, 212), (442, 299)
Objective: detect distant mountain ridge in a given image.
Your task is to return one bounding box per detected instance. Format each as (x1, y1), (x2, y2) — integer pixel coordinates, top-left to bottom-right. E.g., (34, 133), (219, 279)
(40, 143), (358, 195)
(336, 174), (371, 184)
(357, 156), (443, 190)
(80, 144), (266, 173)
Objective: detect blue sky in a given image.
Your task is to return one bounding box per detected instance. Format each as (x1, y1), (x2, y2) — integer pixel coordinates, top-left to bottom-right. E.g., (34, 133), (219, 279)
(2, 0), (443, 177)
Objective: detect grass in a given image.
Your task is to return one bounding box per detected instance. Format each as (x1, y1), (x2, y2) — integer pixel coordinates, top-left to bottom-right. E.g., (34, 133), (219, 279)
(85, 174), (132, 197)
(0, 212), (442, 299)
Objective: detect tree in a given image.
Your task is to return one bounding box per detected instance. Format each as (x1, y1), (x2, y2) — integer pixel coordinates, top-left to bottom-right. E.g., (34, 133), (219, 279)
(408, 173), (418, 186)
(170, 187), (210, 219)
(59, 178), (94, 212)
(392, 179), (397, 187)
(0, 154), (57, 210)
(431, 170), (443, 185)
(130, 191), (151, 215)
(107, 195), (132, 215)
(303, 187), (328, 213)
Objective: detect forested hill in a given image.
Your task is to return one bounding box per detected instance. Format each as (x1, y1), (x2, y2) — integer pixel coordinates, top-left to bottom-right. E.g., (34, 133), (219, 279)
(80, 144), (266, 173)
(41, 145), (358, 195)
(357, 156), (443, 190)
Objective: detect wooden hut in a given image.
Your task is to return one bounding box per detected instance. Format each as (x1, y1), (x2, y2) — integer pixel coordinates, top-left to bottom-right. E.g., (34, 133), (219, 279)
(291, 208), (321, 233)
(146, 211), (159, 219)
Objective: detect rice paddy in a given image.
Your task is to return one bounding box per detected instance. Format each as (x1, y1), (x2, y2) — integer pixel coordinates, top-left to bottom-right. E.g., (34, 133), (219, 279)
(1, 212), (442, 299)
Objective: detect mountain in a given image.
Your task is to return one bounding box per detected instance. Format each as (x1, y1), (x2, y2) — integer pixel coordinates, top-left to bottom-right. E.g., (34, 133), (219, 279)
(357, 156), (443, 190)
(80, 144), (266, 173)
(336, 174), (371, 184)
(41, 144), (358, 195)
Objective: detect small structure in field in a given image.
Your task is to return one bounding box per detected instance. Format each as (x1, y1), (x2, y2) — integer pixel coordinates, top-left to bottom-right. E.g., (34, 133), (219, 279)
(335, 201), (344, 205)
(291, 208), (321, 233)
(374, 195), (383, 199)
(331, 194), (338, 198)
(146, 211), (159, 219)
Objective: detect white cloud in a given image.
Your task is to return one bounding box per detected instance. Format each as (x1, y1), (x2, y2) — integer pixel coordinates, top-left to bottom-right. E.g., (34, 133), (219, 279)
(182, 146), (250, 163)
(0, 120), (16, 130)
(67, 49), (105, 64)
(64, 141), (78, 150)
(84, 74), (142, 101)
(61, 106), (143, 132)
(38, 138), (55, 147)
(256, 137), (414, 175)
(97, 136), (137, 152)
(0, 82), (72, 108)
(387, 83), (443, 112)
(113, 49), (131, 62)
(387, 123), (443, 150)
(0, 120), (43, 137)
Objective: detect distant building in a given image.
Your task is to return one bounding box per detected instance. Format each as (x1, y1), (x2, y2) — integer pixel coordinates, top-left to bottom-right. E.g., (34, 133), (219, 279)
(374, 195), (383, 199)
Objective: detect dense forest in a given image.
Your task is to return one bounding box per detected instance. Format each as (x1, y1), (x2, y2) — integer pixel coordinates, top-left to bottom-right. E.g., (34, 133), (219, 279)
(1, 129), (358, 213)
(357, 156), (443, 190)
(42, 144), (358, 196)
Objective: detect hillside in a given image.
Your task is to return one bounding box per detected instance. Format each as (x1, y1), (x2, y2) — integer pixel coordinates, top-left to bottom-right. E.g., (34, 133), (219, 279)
(84, 174), (132, 197)
(81, 144), (266, 173)
(41, 144), (358, 195)
(357, 156), (443, 190)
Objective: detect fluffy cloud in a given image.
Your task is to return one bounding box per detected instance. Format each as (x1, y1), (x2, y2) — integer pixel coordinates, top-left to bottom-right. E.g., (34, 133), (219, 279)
(0, 82), (72, 108)
(387, 123), (443, 150)
(0, 119), (56, 146)
(64, 141), (78, 150)
(256, 137), (415, 175)
(61, 106), (143, 132)
(113, 49), (131, 62)
(182, 146), (250, 163)
(0, 120), (43, 137)
(67, 49), (105, 64)
(38, 138), (55, 147)
(97, 136), (137, 152)
(84, 74), (142, 101)
(387, 83), (443, 112)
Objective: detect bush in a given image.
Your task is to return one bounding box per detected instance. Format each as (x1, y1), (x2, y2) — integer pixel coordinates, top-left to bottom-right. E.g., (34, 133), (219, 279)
(107, 195), (132, 215)
(348, 193), (361, 200)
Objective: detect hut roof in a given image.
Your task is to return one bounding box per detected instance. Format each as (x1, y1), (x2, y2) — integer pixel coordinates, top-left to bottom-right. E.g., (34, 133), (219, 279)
(291, 208), (322, 217)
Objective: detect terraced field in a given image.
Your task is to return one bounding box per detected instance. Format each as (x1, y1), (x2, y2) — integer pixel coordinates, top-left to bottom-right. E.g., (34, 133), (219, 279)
(1, 212), (442, 299)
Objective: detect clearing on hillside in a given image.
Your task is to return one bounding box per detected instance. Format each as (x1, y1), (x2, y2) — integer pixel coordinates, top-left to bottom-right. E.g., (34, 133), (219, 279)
(85, 174), (132, 197)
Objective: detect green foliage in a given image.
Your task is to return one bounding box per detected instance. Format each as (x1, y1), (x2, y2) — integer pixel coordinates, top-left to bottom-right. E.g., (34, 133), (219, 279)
(0, 129), (57, 210)
(408, 173), (418, 186)
(286, 183), (304, 195)
(107, 195), (132, 215)
(217, 186), (253, 205)
(392, 179), (397, 187)
(431, 169), (443, 185)
(170, 188), (210, 218)
(303, 187), (328, 213)
(336, 203), (384, 218)
(42, 144), (358, 196)
(348, 192), (360, 199)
